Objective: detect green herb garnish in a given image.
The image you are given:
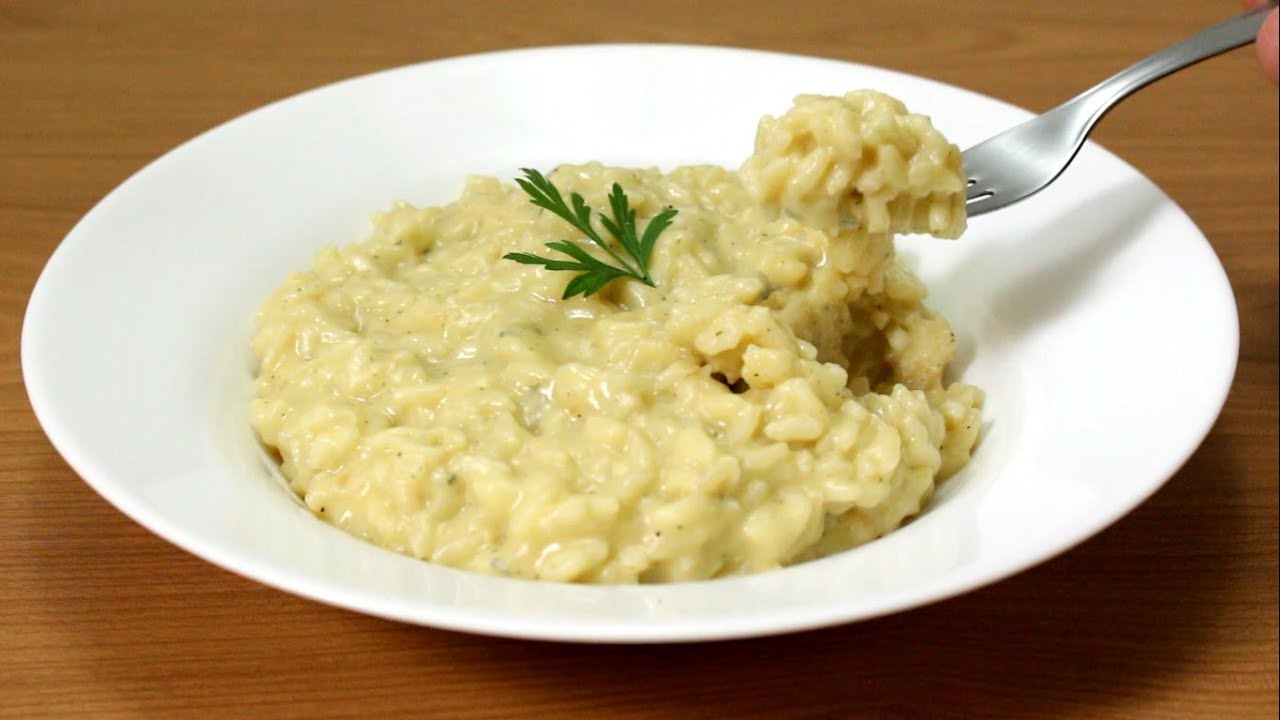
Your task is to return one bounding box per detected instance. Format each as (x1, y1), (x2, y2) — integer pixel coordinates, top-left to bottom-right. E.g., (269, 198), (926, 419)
(503, 168), (678, 299)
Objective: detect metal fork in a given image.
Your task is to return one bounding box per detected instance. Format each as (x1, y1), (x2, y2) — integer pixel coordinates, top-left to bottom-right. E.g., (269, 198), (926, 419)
(963, 0), (1276, 217)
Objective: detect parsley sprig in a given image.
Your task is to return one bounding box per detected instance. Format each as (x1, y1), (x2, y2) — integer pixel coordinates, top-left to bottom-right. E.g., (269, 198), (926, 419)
(504, 168), (678, 299)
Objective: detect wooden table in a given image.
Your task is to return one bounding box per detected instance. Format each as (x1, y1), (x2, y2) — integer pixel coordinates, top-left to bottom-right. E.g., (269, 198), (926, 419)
(2, 2), (1276, 717)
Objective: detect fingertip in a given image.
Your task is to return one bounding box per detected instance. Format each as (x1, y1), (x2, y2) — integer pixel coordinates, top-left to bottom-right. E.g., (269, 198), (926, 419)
(1258, 9), (1279, 85)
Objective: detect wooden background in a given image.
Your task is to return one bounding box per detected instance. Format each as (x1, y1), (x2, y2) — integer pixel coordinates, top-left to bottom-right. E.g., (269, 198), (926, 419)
(2, 1), (1276, 717)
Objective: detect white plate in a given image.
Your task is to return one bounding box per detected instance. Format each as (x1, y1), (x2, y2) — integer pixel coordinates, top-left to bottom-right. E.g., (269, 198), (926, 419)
(21, 44), (1238, 643)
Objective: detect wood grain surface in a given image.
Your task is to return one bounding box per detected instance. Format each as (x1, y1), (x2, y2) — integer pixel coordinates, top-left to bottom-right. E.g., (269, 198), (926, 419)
(2, 1), (1276, 718)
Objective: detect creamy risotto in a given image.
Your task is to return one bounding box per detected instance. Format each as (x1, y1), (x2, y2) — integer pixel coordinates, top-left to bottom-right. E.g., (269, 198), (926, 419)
(249, 90), (983, 584)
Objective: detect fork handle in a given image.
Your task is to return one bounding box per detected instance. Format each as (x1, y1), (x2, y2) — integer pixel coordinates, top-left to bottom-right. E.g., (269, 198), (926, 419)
(1068, 1), (1276, 123)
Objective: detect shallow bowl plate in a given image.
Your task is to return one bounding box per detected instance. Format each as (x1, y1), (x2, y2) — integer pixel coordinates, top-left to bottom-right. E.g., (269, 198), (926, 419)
(22, 44), (1238, 643)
